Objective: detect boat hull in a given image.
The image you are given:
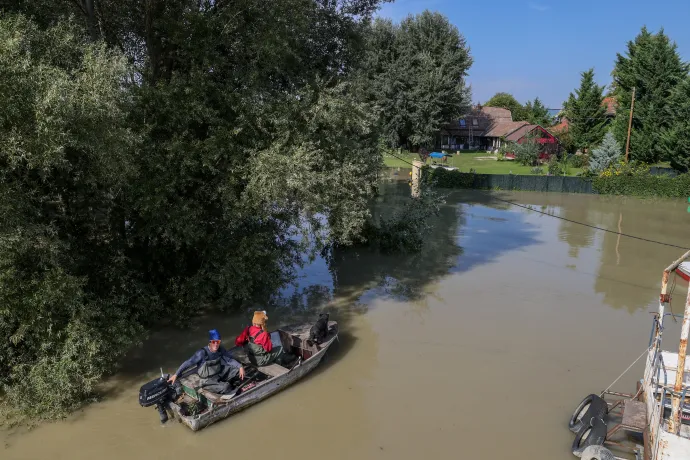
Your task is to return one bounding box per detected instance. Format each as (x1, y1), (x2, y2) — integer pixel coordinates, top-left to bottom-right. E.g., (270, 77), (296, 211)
(167, 324), (336, 432)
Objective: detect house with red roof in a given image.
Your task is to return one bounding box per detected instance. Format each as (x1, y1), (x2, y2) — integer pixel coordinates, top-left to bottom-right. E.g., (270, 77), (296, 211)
(436, 105), (560, 158)
(602, 96), (618, 117)
(503, 124), (560, 160)
(550, 117), (570, 134)
(549, 96), (618, 135)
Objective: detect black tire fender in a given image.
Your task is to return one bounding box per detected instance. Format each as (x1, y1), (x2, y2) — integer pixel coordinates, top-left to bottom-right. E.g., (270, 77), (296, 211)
(581, 445), (615, 460)
(572, 416), (608, 457)
(569, 394), (608, 433)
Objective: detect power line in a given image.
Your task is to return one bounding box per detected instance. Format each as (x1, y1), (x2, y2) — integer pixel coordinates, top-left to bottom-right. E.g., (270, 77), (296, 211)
(384, 151), (689, 251)
(491, 198), (688, 250)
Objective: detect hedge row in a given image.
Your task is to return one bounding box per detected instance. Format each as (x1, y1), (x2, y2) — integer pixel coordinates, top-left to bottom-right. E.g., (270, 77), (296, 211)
(591, 173), (690, 198)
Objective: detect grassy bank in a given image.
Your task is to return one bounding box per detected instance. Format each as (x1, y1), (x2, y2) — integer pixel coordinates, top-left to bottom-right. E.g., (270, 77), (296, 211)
(383, 151), (583, 176)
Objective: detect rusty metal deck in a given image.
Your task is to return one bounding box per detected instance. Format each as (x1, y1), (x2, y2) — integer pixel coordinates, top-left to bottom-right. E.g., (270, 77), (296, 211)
(622, 400), (647, 432)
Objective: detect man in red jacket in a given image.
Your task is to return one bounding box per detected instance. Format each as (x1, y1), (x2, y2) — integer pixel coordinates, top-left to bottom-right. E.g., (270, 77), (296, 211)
(235, 310), (294, 366)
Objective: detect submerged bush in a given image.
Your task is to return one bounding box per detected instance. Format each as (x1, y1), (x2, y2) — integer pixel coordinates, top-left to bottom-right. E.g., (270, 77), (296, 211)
(358, 188), (446, 252)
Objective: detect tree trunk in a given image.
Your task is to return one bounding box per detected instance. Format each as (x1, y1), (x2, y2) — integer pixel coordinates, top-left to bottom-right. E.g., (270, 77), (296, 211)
(82, 0), (99, 41)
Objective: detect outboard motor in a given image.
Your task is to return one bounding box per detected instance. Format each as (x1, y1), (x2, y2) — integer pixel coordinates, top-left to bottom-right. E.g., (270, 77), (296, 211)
(139, 371), (176, 423)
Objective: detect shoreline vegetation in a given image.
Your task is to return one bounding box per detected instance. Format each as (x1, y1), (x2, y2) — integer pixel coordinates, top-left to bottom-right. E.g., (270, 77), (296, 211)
(3, 0), (690, 429)
(383, 151), (672, 176)
(2, 5), (464, 425)
(407, 162), (690, 199)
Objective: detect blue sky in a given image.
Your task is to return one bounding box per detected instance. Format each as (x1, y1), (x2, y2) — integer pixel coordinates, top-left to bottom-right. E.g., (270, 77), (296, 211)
(375, 0), (690, 108)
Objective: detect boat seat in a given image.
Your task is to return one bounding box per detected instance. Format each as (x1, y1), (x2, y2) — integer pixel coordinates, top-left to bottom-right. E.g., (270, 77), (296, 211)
(180, 373), (202, 389)
(278, 330), (295, 352)
(257, 363), (289, 377)
(179, 373), (222, 402)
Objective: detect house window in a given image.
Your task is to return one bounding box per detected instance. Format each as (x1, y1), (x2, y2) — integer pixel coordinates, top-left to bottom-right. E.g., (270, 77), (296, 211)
(459, 119), (466, 127)
(472, 118), (478, 126)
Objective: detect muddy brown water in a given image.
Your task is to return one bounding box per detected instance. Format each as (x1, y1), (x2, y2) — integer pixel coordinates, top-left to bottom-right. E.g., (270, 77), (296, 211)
(3, 182), (690, 460)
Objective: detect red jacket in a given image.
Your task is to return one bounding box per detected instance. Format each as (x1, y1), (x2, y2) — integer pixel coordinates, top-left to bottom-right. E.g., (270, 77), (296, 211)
(235, 325), (272, 352)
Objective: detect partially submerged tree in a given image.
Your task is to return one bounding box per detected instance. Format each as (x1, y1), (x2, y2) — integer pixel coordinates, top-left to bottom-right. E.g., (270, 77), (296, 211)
(0, 14), (142, 418)
(1, 0), (397, 420)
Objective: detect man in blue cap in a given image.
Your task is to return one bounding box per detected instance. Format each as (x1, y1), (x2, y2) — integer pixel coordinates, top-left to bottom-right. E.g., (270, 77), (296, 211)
(168, 329), (245, 394)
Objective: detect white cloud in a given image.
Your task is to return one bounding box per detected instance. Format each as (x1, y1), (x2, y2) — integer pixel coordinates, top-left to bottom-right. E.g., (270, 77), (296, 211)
(528, 2), (550, 12)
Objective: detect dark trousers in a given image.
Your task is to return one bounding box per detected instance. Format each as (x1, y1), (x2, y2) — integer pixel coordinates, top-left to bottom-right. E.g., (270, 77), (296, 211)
(200, 365), (240, 394)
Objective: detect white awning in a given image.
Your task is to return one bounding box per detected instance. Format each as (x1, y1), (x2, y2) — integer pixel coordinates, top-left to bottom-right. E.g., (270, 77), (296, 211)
(677, 261), (690, 282)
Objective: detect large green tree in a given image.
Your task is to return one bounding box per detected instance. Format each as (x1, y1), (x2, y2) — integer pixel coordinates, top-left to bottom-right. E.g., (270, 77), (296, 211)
(563, 69), (608, 153)
(611, 27), (689, 163)
(1, 0), (393, 420)
(359, 10), (473, 148)
(484, 92), (529, 121)
(0, 14), (144, 418)
(662, 76), (690, 172)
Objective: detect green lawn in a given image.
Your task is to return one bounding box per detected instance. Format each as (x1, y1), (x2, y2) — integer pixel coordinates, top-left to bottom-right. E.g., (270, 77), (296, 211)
(383, 151), (583, 176)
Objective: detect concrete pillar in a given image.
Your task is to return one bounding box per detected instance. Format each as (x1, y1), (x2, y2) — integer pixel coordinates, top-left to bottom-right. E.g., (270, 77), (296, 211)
(411, 160), (422, 198)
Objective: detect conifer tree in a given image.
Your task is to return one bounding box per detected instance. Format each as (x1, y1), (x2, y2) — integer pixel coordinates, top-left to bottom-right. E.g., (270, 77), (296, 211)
(662, 77), (690, 172)
(525, 97), (552, 126)
(563, 69), (608, 153)
(589, 131), (622, 173)
(611, 27), (689, 163)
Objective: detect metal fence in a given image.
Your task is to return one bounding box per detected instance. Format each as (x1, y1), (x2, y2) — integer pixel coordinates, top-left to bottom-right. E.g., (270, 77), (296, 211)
(389, 165), (683, 194)
(466, 174), (596, 193)
(649, 166), (678, 177)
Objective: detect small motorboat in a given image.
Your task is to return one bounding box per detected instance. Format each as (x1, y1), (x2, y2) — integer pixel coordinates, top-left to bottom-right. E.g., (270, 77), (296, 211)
(138, 320), (338, 431)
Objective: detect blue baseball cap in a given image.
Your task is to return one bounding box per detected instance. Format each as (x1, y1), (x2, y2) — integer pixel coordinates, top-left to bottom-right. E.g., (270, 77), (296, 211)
(209, 329), (221, 341)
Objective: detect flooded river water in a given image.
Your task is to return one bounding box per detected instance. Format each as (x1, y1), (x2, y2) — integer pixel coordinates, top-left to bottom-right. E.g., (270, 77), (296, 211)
(3, 179), (690, 460)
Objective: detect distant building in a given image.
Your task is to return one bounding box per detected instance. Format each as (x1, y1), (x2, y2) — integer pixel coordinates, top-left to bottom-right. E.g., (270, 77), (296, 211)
(550, 96), (618, 135)
(550, 117), (570, 134)
(504, 124), (561, 159)
(602, 96), (618, 117)
(436, 105), (559, 156)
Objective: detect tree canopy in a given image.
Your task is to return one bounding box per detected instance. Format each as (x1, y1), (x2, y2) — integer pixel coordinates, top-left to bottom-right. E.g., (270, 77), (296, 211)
(524, 97), (552, 126)
(563, 69), (608, 153)
(484, 92), (529, 122)
(662, 76), (690, 172)
(1, 0), (413, 420)
(358, 10), (473, 149)
(611, 27), (689, 164)
(0, 13), (142, 417)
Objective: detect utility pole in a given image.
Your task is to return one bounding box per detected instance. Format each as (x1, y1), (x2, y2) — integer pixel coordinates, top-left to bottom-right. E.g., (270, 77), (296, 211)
(625, 87), (636, 163)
